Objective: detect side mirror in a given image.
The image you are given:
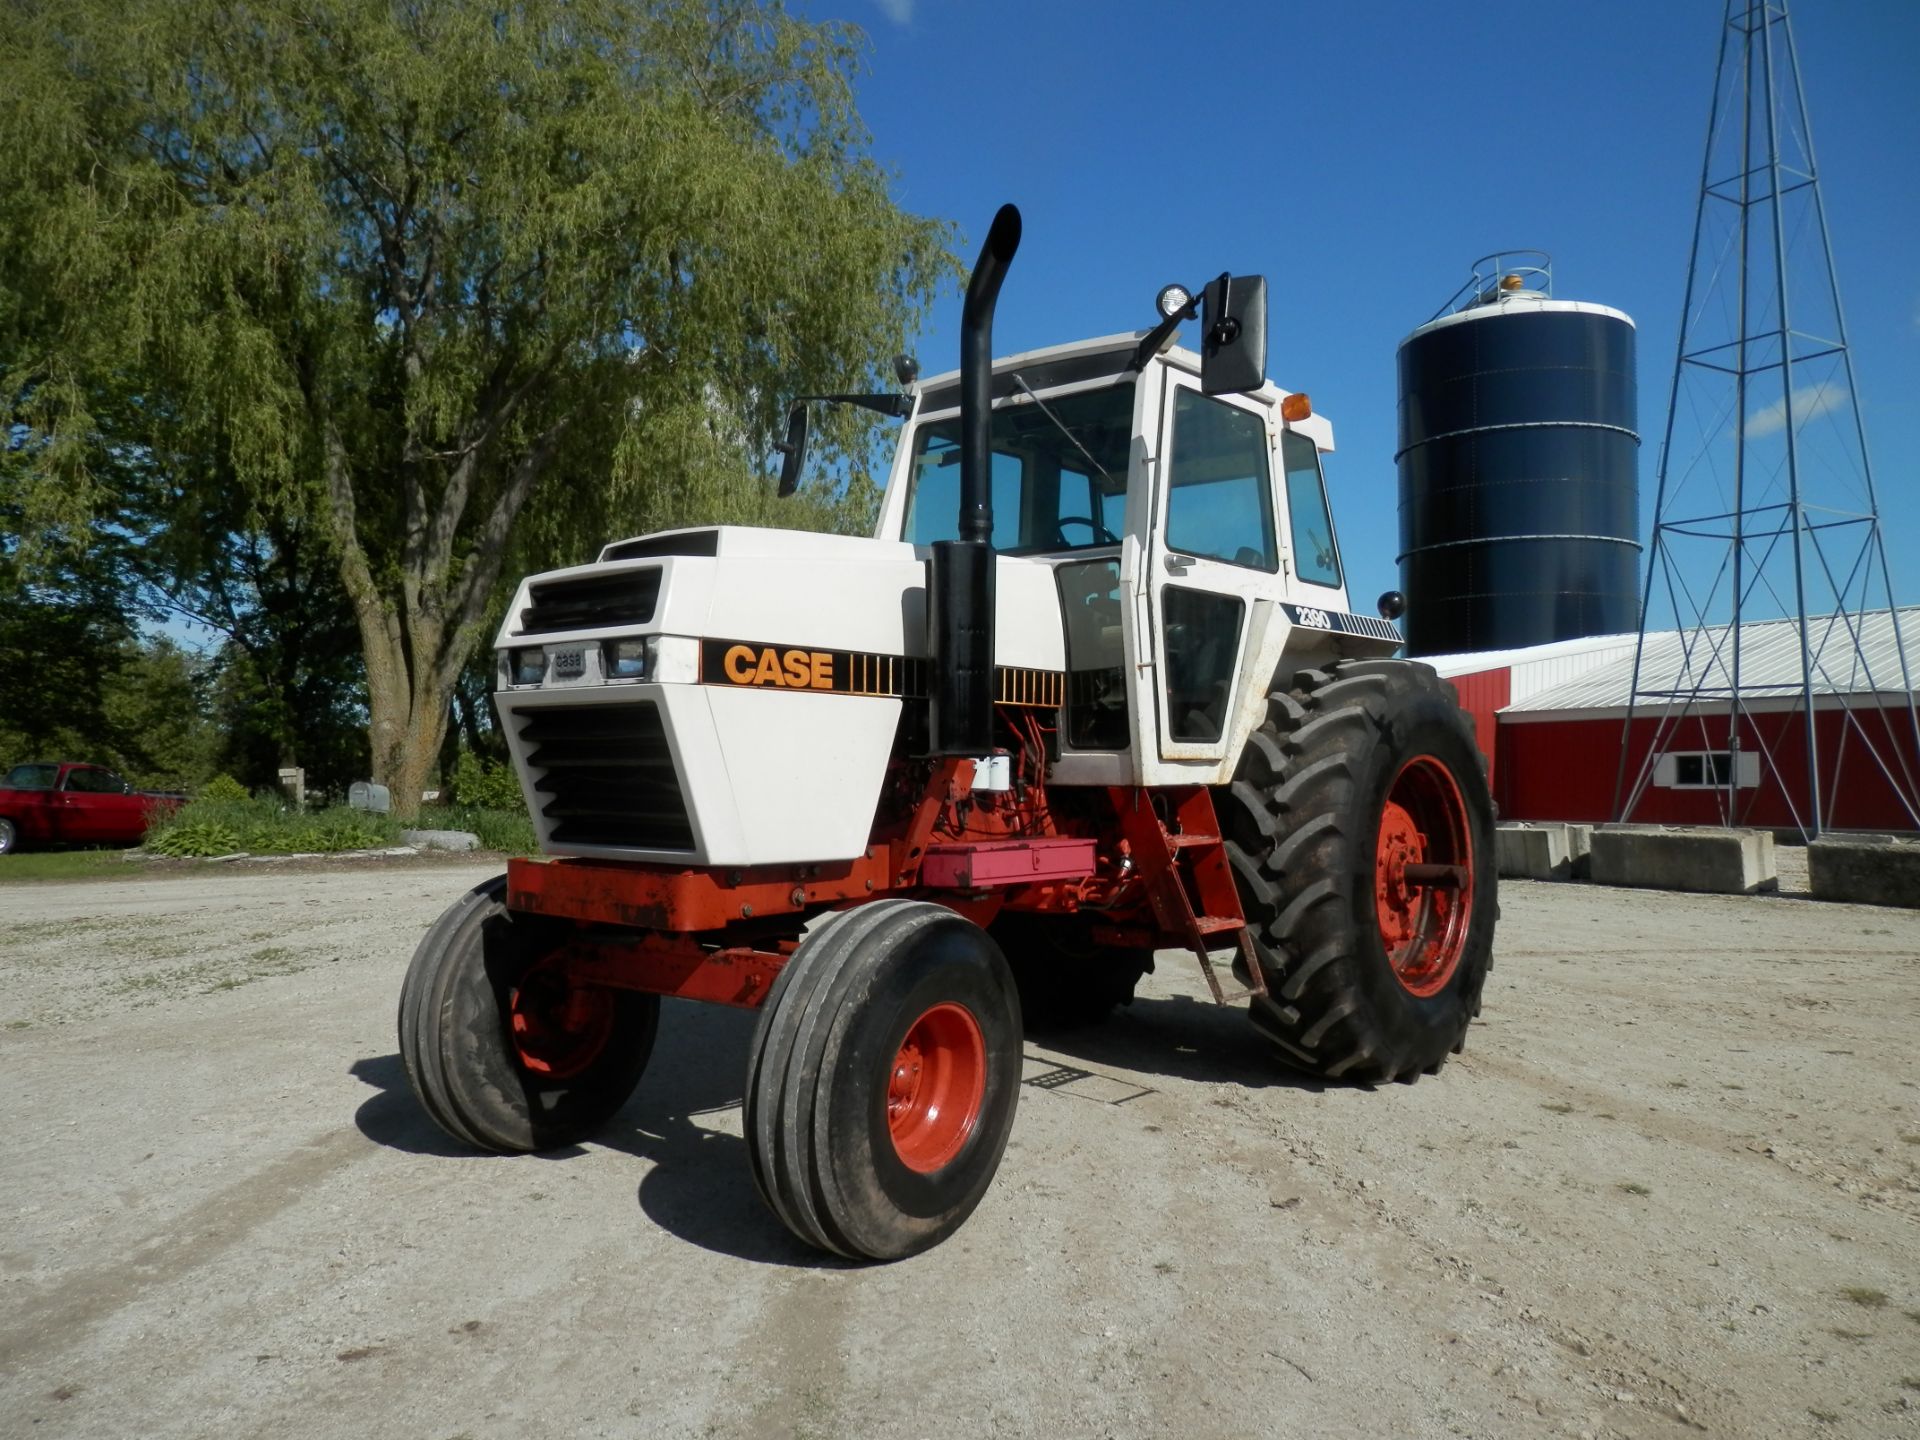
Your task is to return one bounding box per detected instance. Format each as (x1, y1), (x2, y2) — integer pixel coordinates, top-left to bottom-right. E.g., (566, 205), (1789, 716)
(1200, 273), (1268, 396)
(774, 403), (810, 497)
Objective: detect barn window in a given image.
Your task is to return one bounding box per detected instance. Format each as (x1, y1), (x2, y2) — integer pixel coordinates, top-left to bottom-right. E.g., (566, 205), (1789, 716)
(1655, 750), (1759, 789)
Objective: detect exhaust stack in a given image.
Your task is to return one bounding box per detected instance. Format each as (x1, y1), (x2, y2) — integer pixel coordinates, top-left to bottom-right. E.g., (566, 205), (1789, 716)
(929, 203), (1021, 756)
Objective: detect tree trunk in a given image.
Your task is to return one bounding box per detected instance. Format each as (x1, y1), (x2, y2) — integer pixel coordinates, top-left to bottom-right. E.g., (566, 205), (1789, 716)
(315, 391), (564, 823)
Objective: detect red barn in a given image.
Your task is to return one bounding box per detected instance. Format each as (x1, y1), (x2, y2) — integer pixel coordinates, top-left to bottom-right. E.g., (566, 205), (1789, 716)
(1426, 608), (1920, 834)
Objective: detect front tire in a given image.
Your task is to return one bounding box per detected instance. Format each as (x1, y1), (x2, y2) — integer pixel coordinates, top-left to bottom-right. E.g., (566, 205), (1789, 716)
(398, 875), (659, 1152)
(744, 901), (1023, 1260)
(0, 818), (16, 855)
(1217, 660), (1496, 1083)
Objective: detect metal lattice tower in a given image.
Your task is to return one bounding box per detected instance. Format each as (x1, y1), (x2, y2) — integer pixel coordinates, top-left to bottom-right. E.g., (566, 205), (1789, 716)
(1615, 0), (1920, 837)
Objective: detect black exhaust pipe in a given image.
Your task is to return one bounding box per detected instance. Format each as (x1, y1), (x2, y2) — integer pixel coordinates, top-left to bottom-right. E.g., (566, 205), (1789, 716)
(930, 203), (1021, 756)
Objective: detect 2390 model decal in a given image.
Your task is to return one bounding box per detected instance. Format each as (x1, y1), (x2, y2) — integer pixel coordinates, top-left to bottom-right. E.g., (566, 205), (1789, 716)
(1280, 604), (1402, 642)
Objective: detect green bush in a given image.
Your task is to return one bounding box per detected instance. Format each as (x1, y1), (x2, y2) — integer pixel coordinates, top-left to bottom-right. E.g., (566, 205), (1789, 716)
(446, 751), (525, 811)
(146, 795), (399, 856)
(148, 817), (242, 857)
(198, 773), (250, 803)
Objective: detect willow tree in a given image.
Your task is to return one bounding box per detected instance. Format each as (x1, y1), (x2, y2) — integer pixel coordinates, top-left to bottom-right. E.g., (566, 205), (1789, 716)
(1, 0), (950, 814)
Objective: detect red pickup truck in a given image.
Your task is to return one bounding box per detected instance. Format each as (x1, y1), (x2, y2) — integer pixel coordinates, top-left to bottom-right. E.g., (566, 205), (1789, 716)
(0, 762), (183, 854)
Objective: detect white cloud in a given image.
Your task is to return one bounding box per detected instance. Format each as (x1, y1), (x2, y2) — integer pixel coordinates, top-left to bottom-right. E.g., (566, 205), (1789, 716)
(1744, 380), (1845, 439)
(873, 0), (914, 21)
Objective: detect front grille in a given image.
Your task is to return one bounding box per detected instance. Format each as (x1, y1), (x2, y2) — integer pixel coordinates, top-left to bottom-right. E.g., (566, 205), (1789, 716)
(518, 702), (694, 851)
(516, 569), (661, 636)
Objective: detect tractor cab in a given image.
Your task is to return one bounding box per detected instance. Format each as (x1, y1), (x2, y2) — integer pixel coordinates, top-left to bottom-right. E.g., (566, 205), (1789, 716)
(870, 329), (1373, 787)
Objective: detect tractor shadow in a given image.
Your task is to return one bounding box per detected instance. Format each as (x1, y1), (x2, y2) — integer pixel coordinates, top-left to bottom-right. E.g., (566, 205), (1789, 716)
(1025, 989), (1333, 1095)
(348, 985), (1328, 1268)
(593, 1000), (839, 1268)
(349, 1054), (474, 1157)
(349, 1003), (836, 1269)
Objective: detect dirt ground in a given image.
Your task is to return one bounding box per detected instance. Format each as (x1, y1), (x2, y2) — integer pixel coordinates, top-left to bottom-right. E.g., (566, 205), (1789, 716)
(2, 857), (1918, 1440)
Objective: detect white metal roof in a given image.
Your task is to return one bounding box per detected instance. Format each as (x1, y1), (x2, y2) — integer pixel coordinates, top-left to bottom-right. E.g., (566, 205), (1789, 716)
(1498, 606), (1920, 714)
(1426, 631), (1645, 708)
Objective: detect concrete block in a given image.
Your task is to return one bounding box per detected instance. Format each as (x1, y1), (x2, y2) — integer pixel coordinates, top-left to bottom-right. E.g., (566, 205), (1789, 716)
(401, 828), (481, 853)
(1566, 824), (1594, 880)
(1496, 823), (1577, 881)
(1807, 836), (1920, 909)
(1588, 825), (1778, 895)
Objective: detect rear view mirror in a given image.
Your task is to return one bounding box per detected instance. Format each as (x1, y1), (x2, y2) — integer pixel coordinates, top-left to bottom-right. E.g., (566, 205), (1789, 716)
(775, 403), (810, 497)
(1200, 273), (1268, 396)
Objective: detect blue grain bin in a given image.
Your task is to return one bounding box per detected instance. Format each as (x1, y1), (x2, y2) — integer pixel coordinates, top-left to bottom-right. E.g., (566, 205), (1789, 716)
(1396, 257), (1640, 656)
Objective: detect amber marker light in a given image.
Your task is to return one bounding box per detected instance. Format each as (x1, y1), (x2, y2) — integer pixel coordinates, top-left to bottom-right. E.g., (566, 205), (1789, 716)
(1280, 392), (1312, 423)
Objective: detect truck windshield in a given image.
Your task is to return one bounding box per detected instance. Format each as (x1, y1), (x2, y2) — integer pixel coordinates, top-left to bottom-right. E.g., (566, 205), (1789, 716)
(4, 764), (58, 789)
(903, 381), (1134, 554)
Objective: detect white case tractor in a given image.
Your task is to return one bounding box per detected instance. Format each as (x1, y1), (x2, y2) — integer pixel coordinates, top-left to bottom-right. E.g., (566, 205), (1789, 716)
(399, 205), (1497, 1260)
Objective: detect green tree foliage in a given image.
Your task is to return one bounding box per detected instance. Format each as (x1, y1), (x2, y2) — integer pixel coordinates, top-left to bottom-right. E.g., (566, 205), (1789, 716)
(155, 515), (372, 799)
(0, 484), (217, 788)
(446, 749), (526, 811)
(0, 513), (138, 761)
(2, 0), (951, 817)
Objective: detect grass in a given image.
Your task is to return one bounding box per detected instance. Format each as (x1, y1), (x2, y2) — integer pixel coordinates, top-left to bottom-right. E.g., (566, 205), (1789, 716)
(1619, 1182), (1653, 1197)
(8, 788), (537, 884)
(1840, 1286), (1888, 1308)
(0, 850), (135, 883)
(1541, 1101), (1575, 1115)
(415, 803), (536, 856)
(143, 795), (537, 859)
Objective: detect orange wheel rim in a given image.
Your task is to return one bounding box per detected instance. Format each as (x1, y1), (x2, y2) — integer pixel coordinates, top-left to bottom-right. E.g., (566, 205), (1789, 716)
(886, 1002), (987, 1173)
(1373, 754), (1474, 998)
(508, 960), (616, 1080)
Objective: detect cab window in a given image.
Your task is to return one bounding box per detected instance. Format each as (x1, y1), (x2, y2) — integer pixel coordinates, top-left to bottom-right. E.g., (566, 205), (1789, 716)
(903, 383), (1133, 553)
(1281, 431), (1341, 587)
(1164, 389), (1276, 571)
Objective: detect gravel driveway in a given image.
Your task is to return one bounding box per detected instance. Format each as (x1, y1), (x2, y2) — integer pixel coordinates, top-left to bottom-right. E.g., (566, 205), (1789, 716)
(2, 858), (1917, 1438)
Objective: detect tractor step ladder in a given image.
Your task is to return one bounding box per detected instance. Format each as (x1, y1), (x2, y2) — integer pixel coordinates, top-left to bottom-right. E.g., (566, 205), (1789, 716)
(1113, 787), (1267, 1005)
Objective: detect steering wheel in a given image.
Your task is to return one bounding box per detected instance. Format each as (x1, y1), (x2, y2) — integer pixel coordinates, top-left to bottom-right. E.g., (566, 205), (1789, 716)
(1053, 515), (1121, 547)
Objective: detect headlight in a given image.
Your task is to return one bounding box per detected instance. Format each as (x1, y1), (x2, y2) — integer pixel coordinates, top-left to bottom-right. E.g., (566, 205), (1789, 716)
(511, 648), (546, 686)
(601, 636), (657, 681)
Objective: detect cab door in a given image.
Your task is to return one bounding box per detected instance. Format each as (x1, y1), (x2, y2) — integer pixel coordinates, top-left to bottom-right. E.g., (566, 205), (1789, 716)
(1142, 374), (1286, 765)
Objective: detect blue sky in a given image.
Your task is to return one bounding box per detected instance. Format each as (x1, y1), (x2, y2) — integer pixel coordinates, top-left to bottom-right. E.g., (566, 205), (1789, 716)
(831, 0), (1920, 617)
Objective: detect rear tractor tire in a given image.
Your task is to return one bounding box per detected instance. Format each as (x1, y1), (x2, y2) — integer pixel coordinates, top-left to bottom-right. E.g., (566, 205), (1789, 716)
(398, 875), (659, 1153)
(988, 914), (1153, 1032)
(1218, 659), (1497, 1084)
(744, 900), (1023, 1261)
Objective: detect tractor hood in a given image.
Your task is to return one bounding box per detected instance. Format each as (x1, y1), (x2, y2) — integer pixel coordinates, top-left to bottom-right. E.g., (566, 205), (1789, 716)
(492, 525), (1068, 869)
(496, 525), (1065, 673)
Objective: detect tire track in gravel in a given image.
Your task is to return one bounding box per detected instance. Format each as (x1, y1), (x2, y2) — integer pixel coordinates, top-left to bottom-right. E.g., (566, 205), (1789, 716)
(1456, 1048), (1920, 1224)
(0, 1126), (370, 1375)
